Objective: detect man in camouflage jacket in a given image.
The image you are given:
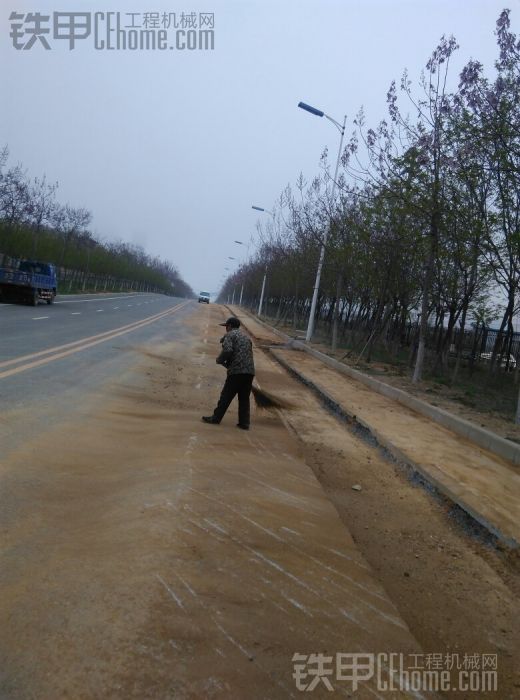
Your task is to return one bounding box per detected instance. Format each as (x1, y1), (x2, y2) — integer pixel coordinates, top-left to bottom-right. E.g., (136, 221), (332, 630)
(202, 316), (255, 429)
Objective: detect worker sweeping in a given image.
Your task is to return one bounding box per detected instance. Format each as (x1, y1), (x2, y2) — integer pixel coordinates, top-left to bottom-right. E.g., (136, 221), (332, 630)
(202, 316), (255, 430)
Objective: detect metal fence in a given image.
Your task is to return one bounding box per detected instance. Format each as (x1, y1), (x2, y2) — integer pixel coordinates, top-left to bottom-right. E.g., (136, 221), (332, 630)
(0, 252), (163, 295)
(449, 324), (519, 371)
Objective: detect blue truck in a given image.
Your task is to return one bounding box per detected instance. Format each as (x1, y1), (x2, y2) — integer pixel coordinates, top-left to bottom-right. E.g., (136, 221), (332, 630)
(0, 260), (57, 306)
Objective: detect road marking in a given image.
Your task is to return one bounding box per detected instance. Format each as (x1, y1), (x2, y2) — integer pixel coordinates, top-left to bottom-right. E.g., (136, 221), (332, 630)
(71, 312), (81, 315)
(0, 300), (191, 379)
(96, 309), (103, 312)
(113, 306), (119, 309)
(185, 434), (198, 455)
(32, 316), (49, 320)
(54, 294), (143, 305)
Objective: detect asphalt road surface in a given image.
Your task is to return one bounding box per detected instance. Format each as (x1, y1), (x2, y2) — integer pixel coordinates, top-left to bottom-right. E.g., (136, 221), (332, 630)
(0, 292), (192, 458)
(0, 300), (432, 699)
(1, 299), (518, 698)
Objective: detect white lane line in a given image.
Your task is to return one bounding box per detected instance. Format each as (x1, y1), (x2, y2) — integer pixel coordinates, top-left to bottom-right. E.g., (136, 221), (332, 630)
(71, 312), (81, 315)
(113, 306), (119, 310)
(54, 294), (142, 305)
(96, 309), (103, 312)
(32, 316), (49, 320)
(0, 300), (191, 377)
(127, 304), (133, 307)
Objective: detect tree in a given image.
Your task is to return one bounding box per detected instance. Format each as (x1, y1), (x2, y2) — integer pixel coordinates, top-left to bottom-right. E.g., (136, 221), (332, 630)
(52, 204), (92, 266)
(26, 176), (58, 257)
(342, 36), (460, 382)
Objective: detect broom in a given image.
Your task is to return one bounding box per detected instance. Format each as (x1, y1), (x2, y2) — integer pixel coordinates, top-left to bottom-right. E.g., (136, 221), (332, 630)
(251, 384), (294, 410)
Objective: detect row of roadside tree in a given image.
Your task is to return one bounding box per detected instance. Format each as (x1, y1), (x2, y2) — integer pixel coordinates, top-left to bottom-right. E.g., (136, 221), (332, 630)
(0, 147), (193, 298)
(221, 10), (520, 411)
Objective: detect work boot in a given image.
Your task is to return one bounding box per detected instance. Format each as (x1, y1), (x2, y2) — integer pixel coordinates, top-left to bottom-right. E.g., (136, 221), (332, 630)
(236, 423), (249, 430)
(202, 416), (220, 424)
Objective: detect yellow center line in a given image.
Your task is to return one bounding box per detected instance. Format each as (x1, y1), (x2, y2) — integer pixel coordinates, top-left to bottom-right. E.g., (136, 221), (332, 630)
(0, 299), (191, 381)
(0, 301), (190, 370)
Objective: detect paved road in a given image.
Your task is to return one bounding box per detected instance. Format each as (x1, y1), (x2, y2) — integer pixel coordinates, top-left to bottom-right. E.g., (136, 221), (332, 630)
(3, 301), (515, 696)
(0, 292), (185, 361)
(0, 302), (428, 699)
(0, 293), (193, 457)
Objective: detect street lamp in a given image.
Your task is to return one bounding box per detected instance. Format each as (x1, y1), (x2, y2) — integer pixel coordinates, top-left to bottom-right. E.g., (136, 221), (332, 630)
(233, 240), (247, 305)
(251, 205), (274, 317)
(298, 101), (346, 342)
(225, 253), (241, 305)
(252, 205), (274, 215)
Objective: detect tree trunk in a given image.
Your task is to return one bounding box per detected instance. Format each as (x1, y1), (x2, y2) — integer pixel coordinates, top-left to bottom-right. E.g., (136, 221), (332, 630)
(412, 220), (437, 383)
(451, 302), (469, 384)
(331, 273), (342, 353)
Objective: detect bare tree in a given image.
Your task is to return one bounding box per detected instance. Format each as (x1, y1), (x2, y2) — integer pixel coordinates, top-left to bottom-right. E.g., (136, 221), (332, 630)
(26, 176), (58, 257)
(52, 204), (92, 266)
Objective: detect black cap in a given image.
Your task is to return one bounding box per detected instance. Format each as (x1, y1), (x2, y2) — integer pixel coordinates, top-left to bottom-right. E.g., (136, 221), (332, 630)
(219, 316), (240, 328)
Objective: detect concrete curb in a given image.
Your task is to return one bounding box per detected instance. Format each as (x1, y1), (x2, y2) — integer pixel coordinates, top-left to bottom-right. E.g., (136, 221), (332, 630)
(270, 350), (518, 549)
(232, 308), (520, 468)
(296, 343), (520, 468)
(227, 307), (518, 547)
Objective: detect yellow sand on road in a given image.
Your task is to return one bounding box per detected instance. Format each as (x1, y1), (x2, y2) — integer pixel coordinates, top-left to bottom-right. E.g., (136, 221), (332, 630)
(231, 309), (520, 548)
(0, 305), (427, 699)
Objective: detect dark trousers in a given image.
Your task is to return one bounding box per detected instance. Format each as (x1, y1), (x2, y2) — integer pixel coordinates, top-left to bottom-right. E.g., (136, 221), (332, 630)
(213, 374), (254, 426)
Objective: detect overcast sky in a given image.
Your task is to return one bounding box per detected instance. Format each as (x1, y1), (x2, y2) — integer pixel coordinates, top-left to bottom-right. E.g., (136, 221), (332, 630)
(1, 1), (518, 296)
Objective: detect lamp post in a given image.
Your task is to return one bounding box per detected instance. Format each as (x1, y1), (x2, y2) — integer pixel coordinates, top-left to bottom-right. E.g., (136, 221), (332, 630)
(251, 205), (274, 317)
(256, 266), (266, 316)
(225, 256), (239, 305)
(234, 240), (246, 305)
(298, 101), (346, 342)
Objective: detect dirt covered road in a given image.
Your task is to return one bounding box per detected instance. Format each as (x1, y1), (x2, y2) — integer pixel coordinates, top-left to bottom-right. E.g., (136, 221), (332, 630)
(230, 309), (520, 699)
(1, 303), (429, 699)
(1, 303), (519, 698)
